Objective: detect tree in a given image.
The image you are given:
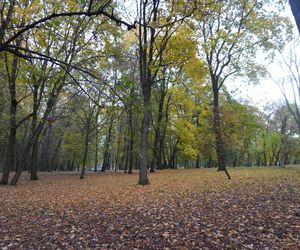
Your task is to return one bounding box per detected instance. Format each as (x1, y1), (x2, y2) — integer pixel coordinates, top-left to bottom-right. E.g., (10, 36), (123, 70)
(9, 15), (90, 185)
(0, 0), (134, 60)
(150, 25), (203, 171)
(77, 98), (100, 179)
(275, 33), (300, 133)
(136, 0), (197, 184)
(194, 0), (289, 178)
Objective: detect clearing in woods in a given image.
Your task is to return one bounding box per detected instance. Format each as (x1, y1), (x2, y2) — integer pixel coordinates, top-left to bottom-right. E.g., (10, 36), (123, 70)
(0, 167), (300, 249)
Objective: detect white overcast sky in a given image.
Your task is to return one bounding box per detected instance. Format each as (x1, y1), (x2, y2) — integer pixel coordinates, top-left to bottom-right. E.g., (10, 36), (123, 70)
(227, 4), (299, 109)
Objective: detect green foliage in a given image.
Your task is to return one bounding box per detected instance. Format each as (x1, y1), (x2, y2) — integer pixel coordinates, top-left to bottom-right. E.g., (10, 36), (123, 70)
(0, 0), (299, 178)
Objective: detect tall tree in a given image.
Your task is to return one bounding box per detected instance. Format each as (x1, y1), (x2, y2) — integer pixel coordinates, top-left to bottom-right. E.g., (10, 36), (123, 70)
(275, 34), (300, 132)
(194, 0), (289, 178)
(136, 0), (196, 184)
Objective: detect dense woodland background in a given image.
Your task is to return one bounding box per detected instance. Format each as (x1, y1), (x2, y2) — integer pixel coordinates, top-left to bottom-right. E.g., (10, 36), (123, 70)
(0, 0), (300, 185)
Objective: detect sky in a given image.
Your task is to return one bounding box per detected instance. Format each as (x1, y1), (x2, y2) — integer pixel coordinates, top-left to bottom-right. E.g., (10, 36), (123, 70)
(228, 4), (299, 109)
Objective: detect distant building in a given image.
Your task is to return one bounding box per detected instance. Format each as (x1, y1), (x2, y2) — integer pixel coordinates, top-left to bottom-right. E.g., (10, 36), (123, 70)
(290, 0), (300, 32)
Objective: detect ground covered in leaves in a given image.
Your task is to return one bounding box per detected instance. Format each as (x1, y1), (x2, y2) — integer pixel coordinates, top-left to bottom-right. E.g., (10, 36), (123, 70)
(1, 167), (300, 249)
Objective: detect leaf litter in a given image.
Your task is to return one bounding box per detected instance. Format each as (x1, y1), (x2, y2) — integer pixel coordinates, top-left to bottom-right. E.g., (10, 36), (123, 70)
(0, 167), (300, 249)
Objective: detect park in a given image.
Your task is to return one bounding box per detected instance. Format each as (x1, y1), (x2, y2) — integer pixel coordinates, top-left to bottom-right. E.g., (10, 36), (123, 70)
(1, 0), (300, 248)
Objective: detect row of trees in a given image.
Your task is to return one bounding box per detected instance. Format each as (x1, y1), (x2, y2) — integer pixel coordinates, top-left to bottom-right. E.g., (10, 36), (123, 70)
(0, 0), (297, 185)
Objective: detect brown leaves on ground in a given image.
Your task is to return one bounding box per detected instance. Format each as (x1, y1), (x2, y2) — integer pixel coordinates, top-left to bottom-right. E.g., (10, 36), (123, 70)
(1, 167), (300, 249)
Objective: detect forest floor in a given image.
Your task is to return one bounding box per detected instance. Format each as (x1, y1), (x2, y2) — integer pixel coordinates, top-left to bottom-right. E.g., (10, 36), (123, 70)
(1, 167), (300, 249)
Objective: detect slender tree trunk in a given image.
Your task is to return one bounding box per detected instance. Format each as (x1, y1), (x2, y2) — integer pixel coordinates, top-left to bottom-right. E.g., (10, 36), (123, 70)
(170, 142), (178, 169)
(80, 127), (89, 179)
(208, 155), (212, 168)
(115, 120), (122, 172)
(151, 138), (158, 173)
(30, 140), (39, 180)
(195, 114), (200, 168)
(101, 118), (113, 172)
(212, 88), (230, 179)
(49, 136), (63, 170)
(139, 89), (150, 185)
(263, 136), (267, 166)
(196, 154), (200, 168)
(42, 122), (53, 172)
(128, 107), (134, 174)
(94, 128), (98, 172)
(161, 94), (171, 169)
(10, 120), (46, 185)
(157, 138), (164, 170)
(1, 127), (16, 185)
(0, 54), (18, 185)
(152, 89), (165, 172)
(122, 134), (127, 172)
(70, 155), (75, 171)
(30, 86), (39, 180)
(275, 149), (281, 166)
(124, 142), (129, 173)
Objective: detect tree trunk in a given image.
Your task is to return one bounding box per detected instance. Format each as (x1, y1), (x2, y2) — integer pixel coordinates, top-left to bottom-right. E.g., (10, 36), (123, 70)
(138, 91), (150, 185)
(115, 120), (123, 172)
(170, 143), (178, 169)
(0, 54), (18, 185)
(49, 137), (63, 170)
(70, 156), (75, 171)
(80, 127), (89, 179)
(196, 154), (200, 168)
(124, 142), (129, 173)
(10, 120), (46, 185)
(10, 80), (63, 185)
(158, 94), (171, 170)
(30, 140), (39, 180)
(94, 128), (98, 172)
(1, 126), (16, 185)
(30, 85), (39, 180)
(128, 107), (134, 174)
(101, 118), (113, 172)
(41, 122), (52, 172)
(152, 88), (165, 172)
(212, 88), (230, 179)
(262, 136), (267, 166)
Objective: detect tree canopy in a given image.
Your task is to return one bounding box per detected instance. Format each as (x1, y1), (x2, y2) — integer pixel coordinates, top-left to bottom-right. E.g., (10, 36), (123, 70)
(0, 0), (298, 186)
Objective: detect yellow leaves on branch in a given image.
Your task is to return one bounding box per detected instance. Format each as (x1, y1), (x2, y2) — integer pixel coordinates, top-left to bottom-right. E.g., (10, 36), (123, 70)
(16, 0), (43, 22)
(165, 27), (196, 65)
(66, 0), (80, 12)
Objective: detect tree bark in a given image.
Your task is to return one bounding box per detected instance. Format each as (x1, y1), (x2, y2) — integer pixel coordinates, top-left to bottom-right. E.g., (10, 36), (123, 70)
(128, 107), (134, 174)
(1, 125), (16, 185)
(0, 54), (18, 185)
(41, 122), (53, 172)
(158, 94), (171, 170)
(10, 74), (64, 185)
(151, 88), (165, 172)
(94, 128), (98, 172)
(139, 92), (150, 185)
(30, 85), (39, 180)
(80, 126), (89, 179)
(196, 154), (201, 168)
(212, 86), (230, 179)
(101, 117), (113, 172)
(124, 142), (129, 173)
(10, 118), (47, 185)
(50, 136), (63, 170)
